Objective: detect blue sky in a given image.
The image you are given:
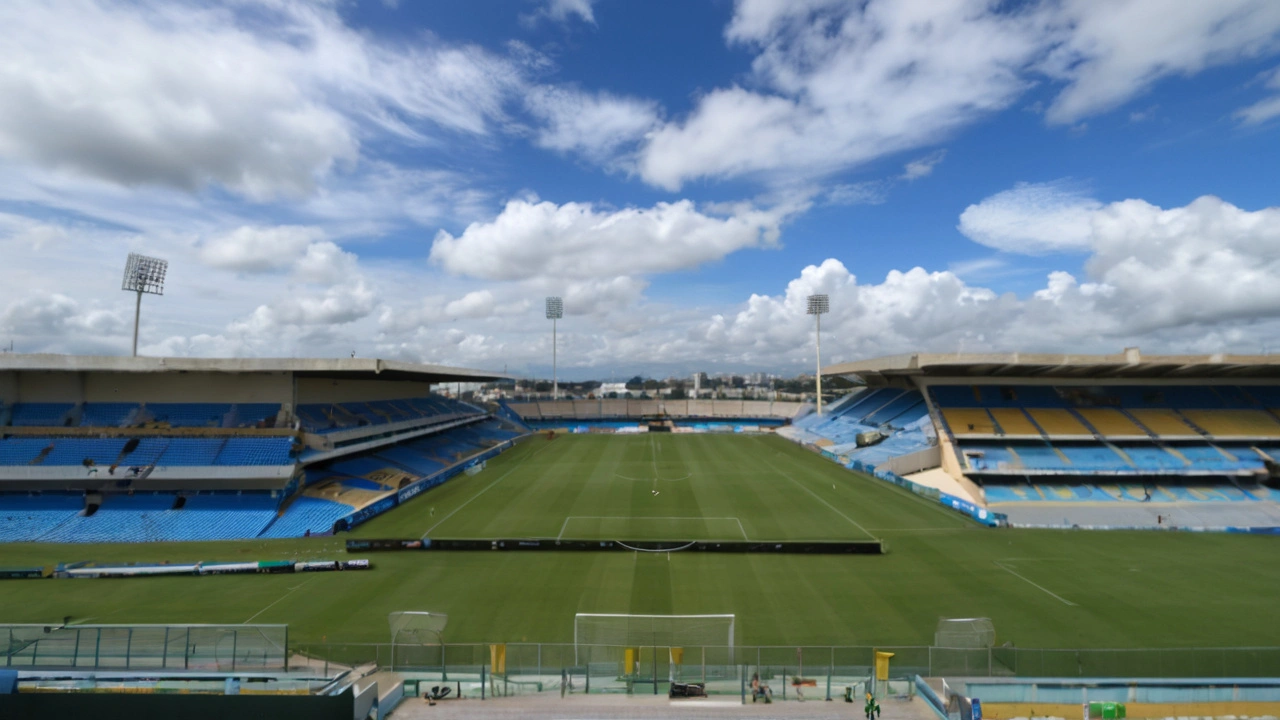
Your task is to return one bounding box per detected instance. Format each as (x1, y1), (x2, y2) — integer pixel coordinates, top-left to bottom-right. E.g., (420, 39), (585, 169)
(2, 0), (1280, 379)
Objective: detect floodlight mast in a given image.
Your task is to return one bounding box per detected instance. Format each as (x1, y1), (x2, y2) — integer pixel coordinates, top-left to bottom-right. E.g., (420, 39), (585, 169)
(546, 296), (563, 401)
(807, 294), (829, 415)
(121, 253), (168, 357)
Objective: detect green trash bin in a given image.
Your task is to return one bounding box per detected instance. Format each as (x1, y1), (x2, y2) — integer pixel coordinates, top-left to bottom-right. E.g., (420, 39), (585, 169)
(1101, 702), (1119, 719)
(1116, 703), (1126, 718)
(1089, 701), (1104, 719)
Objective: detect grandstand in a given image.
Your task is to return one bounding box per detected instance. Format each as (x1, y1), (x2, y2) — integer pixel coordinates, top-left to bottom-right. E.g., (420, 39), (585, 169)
(805, 349), (1280, 530)
(507, 397), (802, 429)
(0, 354), (523, 542)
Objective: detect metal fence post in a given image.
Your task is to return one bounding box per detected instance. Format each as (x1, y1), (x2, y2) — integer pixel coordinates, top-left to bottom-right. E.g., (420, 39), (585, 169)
(93, 628), (101, 667)
(161, 627), (169, 668)
(231, 631), (238, 672)
(125, 628), (133, 670)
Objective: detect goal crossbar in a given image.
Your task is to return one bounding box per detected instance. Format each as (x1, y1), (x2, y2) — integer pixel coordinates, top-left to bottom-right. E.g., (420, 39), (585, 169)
(574, 613), (735, 665)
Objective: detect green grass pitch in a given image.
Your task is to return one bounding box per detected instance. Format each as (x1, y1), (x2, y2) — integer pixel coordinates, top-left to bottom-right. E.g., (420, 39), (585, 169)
(0, 433), (1277, 651)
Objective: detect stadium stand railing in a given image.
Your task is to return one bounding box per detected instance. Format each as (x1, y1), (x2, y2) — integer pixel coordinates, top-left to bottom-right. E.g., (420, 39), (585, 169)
(289, 642), (1280, 688)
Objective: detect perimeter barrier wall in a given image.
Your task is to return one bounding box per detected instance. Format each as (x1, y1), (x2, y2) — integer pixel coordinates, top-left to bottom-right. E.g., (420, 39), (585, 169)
(1, 624), (288, 671)
(290, 643), (1280, 682)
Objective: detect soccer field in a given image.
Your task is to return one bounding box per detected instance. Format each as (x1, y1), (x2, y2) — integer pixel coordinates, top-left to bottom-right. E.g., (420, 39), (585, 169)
(356, 432), (966, 542)
(0, 433), (1278, 654)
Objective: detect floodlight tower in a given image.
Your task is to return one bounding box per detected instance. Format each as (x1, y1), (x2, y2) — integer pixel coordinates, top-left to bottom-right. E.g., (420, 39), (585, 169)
(546, 296), (563, 401)
(121, 253), (168, 357)
(807, 294), (829, 415)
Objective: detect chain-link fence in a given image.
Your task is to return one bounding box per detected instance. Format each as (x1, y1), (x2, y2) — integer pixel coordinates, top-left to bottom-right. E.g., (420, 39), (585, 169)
(288, 642), (1280, 690)
(1, 623), (288, 671)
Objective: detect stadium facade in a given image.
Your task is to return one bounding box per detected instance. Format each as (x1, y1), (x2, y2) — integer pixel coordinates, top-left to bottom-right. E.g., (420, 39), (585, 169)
(0, 354), (526, 542)
(793, 349), (1280, 530)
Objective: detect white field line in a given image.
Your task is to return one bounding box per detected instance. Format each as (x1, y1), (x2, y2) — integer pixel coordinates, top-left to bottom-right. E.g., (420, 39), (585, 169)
(757, 455), (878, 541)
(993, 560), (1078, 606)
(420, 439), (555, 538)
(557, 516), (749, 540)
(650, 434), (659, 493)
(244, 577), (318, 624)
(614, 472), (691, 482)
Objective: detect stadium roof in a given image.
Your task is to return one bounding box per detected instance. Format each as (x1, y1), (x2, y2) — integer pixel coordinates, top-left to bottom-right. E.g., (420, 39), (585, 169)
(0, 353), (508, 383)
(823, 349), (1280, 382)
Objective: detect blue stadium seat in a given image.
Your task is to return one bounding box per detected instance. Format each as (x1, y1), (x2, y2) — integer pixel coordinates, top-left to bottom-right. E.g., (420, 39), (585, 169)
(0, 494), (83, 541)
(258, 496), (354, 538)
(8, 403), (75, 427)
(212, 438), (294, 465)
(80, 403), (140, 427)
(0, 438), (57, 465)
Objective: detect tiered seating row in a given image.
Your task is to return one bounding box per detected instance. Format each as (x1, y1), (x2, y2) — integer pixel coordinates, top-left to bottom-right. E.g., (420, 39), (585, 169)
(0, 420), (525, 543)
(984, 482), (1273, 504)
(5, 402), (280, 428)
(0, 494), (83, 541)
(932, 384), (1280, 439)
(258, 496), (354, 538)
(961, 442), (1273, 475)
(0, 436), (294, 467)
(295, 395), (481, 434)
(0, 493), (282, 543)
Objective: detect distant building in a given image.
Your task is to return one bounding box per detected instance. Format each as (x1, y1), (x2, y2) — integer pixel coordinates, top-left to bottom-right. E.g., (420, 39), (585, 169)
(599, 382), (629, 397)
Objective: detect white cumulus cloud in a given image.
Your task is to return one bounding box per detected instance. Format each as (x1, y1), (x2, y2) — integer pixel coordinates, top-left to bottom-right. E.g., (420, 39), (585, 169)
(958, 182), (1102, 253)
(635, 0), (1280, 190)
(0, 0), (523, 199)
(199, 226), (325, 273)
(429, 198), (791, 281)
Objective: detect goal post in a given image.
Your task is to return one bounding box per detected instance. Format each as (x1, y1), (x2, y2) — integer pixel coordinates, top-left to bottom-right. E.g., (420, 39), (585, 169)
(389, 611), (448, 670)
(934, 617), (995, 648)
(573, 613), (735, 666)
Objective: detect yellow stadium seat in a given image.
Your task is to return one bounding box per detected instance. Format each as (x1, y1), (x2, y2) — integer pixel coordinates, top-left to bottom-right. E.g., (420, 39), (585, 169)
(1179, 410), (1280, 438)
(1026, 409), (1091, 436)
(1076, 408), (1146, 437)
(988, 408), (1040, 436)
(941, 409), (997, 435)
(1128, 410), (1198, 437)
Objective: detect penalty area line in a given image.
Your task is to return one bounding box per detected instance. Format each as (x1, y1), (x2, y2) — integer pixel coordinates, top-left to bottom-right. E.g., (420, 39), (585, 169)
(420, 439), (555, 538)
(244, 576), (318, 624)
(994, 560), (1077, 607)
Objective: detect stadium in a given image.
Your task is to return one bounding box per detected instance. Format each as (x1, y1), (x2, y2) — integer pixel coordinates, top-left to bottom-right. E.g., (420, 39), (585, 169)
(9, 0), (1280, 714)
(2, 348), (1280, 718)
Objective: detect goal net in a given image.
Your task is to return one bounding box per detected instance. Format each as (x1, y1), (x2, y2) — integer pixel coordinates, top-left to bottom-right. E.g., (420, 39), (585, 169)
(934, 617), (995, 648)
(574, 613), (734, 665)
(389, 611), (449, 670)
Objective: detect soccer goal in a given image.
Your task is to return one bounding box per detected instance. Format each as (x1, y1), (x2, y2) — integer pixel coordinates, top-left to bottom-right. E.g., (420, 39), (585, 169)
(573, 613), (735, 667)
(933, 617), (995, 648)
(389, 611), (448, 670)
